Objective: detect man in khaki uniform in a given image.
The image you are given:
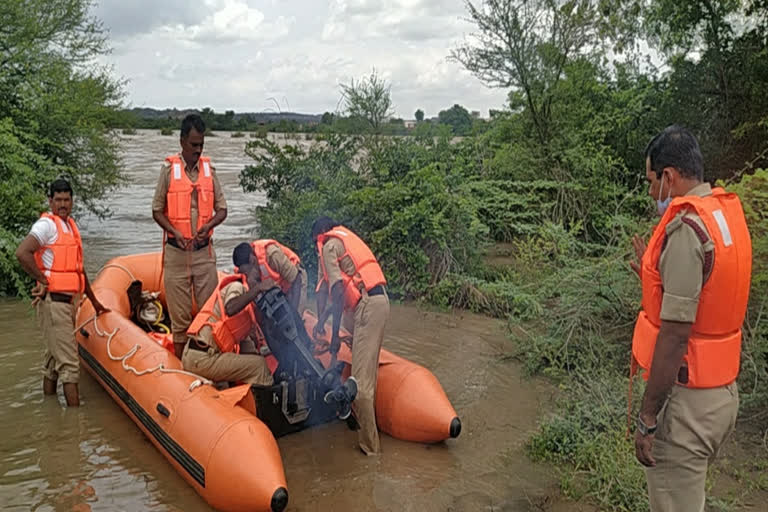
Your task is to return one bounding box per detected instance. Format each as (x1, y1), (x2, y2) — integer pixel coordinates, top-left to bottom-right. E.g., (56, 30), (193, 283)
(182, 243), (273, 387)
(630, 126), (750, 512)
(15, 179), (109, 406)
(152, 114), (227, 358)
(311, 217), (390, 455)
(256, 240), (308, 315)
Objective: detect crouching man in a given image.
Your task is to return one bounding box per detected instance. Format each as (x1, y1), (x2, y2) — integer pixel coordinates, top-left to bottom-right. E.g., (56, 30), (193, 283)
(181, 243), (273, 387)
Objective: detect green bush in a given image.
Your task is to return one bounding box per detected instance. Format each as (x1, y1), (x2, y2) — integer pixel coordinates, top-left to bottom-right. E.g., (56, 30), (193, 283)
(160, 127), (173, 136)
(0, 0), (126, 295)
(528, 374), (647, 511)
(250, 127), (269, 139)
(722, 169), (768, 415)
(240, 133), (489, 297)
(231, 131), (245, 138)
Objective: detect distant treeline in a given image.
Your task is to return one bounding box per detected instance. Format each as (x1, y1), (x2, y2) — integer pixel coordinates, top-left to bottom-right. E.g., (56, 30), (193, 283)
(111, 105), (488, 136)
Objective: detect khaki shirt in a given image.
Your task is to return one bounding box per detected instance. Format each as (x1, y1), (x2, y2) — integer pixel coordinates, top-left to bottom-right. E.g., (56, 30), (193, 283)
(658, 182), (715, 323)
(317, 237), (355, 290)
(266, 244), (299, 284)
(190, 281), (245, 349)
(152, 155), (227, 230)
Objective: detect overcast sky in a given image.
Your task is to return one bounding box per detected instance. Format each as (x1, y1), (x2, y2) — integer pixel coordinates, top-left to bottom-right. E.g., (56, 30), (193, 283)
(91, 0), (509, 119)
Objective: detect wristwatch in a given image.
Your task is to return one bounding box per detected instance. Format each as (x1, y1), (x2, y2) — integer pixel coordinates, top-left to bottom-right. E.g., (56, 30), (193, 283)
(636, 413), (657, 436)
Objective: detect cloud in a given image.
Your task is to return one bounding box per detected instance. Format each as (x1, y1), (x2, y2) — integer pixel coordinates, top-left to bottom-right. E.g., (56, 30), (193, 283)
(169, 0), (295, 43)
(322, 0), (467, 42)
(95, 0), (508, 119)
(92, 0), (207, 38)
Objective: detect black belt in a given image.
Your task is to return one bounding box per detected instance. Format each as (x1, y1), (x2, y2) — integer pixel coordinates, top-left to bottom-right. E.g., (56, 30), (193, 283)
(48, 292), (74, 304)
(167, 237), (210, 251)
(187, 338), (210, 352)
(367, 285), (386, 296)
(677, 366), (689, 385)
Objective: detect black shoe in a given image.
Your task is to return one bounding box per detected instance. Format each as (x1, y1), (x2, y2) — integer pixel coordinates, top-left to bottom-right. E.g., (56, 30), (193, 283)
(324, 377), (358, 420)
(343, 376), (358, 402)
(346, 414), (360, 431)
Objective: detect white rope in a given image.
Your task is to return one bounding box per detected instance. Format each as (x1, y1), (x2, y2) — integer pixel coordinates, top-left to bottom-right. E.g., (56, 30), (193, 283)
(95, 263), (138, 282)
(76, 314), (213, 391)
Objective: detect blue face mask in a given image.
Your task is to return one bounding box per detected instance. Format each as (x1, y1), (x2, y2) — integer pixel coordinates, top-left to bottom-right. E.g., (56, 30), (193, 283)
(656, 174), (671, 216)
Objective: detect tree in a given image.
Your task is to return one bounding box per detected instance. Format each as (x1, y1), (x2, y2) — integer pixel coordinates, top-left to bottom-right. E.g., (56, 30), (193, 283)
(223, 109), (235, 130)
(339, 69), (395, 134)
(200, 107), (216, 130)
(450, 0), (605, 145)
(0, 0), (125, 295)
(415, 109), (425, 122)
(321, 112), (335, 125)
(641, 0), (768, 175)
(438, 104), (473, 135)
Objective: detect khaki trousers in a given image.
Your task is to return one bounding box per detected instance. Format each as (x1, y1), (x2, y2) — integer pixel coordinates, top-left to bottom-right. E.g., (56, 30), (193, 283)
(181, 343), (273, 387)
(344, 293), (390, 455)
(36, 294), (79, 383)
(163, 243), (218, 345)
(645, 382), (739, 512)
(297, 267), (308, 315)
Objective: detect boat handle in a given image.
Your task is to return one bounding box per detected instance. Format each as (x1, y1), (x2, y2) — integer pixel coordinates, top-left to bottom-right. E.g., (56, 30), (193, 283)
(156, 403), (171, 418)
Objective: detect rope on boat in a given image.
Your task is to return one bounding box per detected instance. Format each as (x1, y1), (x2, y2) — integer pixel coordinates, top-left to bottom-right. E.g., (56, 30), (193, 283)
(75, 314), (213, 391)
(95, 263), (138, 282)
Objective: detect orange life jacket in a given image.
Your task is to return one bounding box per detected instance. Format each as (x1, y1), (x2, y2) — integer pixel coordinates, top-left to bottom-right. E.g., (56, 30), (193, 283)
(34, 213), (85, 294)
(164, 154), (215, 240)
(316, 225), (386, 311)
(631, 187), (752, 388)
(187, 274), (255, 354)
(251, 239), (301, 293)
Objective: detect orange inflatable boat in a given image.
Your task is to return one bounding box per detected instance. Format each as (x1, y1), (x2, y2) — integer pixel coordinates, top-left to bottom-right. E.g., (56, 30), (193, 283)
(75, 252), (460, 512)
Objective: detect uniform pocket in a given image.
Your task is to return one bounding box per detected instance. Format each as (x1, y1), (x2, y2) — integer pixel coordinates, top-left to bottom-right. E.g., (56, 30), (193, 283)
(654, 387), (678, 441)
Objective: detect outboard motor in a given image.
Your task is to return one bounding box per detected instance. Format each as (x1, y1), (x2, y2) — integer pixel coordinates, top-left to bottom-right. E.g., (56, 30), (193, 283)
(252, 287), (357, 437)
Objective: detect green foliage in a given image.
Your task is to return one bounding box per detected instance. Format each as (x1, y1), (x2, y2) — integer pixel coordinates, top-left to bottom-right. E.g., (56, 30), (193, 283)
(236, 1), (768, 506)
(451, 0), (608, 145)
(721, 169), (768, 414)
(251, 127), (268, 139)
(438, 104), (473, 135)
(0, 0), (125, 296)
(339, 69), (394, 134)
(0, 118), (56, 296)
(240, 132), (491, 297)
(528, 375), (648, 511)
(428, 273), (543, 319)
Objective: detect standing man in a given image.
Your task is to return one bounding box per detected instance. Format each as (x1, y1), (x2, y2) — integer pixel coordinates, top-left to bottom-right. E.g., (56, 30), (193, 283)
(250, 239), (307, 315)
(630, 126), (752, 511)
(311, 217), (390, 455)
(152, 114), (227, 358)
(16, 179), (109, 406)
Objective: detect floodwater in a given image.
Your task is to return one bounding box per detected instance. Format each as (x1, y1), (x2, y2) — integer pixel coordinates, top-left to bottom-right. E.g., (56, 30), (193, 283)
(0, 130), (581, 512)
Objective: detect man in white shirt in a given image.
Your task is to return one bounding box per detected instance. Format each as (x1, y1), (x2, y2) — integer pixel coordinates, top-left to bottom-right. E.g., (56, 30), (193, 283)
(16, 179), (108, 406)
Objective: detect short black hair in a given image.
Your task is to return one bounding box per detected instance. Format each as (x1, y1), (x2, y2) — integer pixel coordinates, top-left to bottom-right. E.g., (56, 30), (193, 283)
(645, 125), (704, 180)
(232, 242), (253, 268)
(48, 178), (73, 198)
(180, 114), (206, 138)
(311, 216), (338, 240)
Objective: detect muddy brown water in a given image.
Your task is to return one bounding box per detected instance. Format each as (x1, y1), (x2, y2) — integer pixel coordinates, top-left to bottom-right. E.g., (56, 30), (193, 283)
(0, 130), (581, 512)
